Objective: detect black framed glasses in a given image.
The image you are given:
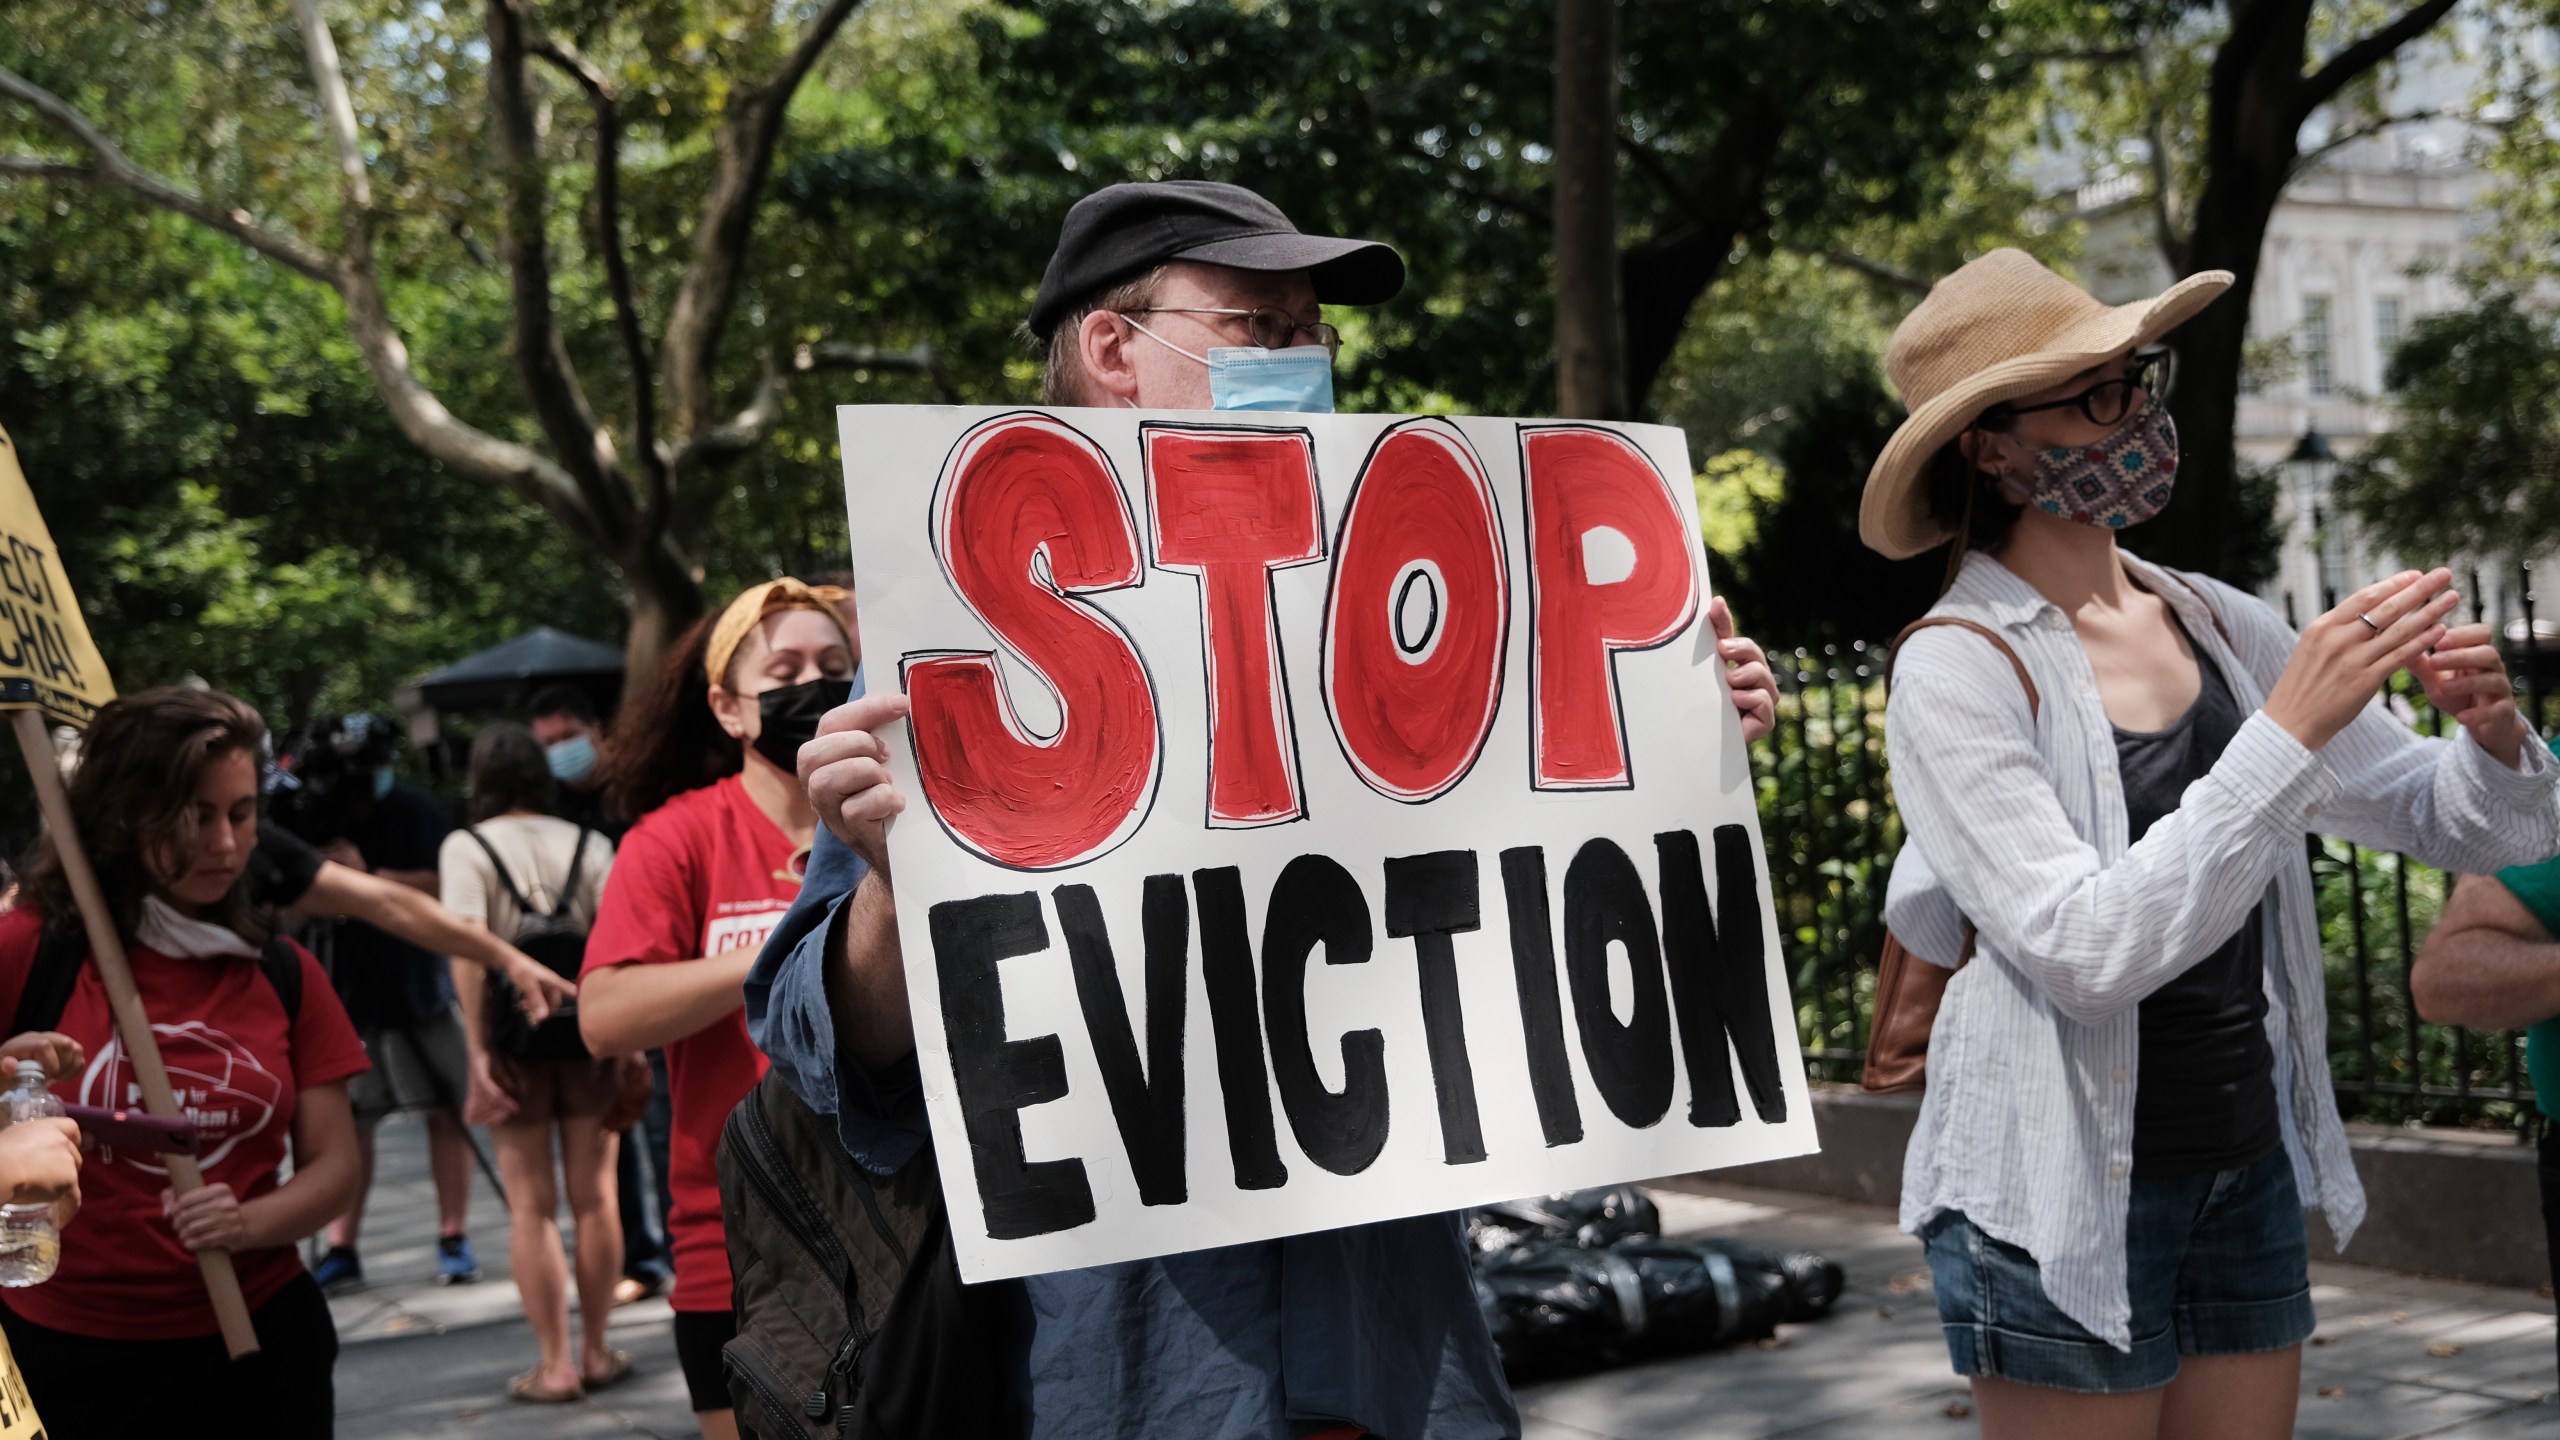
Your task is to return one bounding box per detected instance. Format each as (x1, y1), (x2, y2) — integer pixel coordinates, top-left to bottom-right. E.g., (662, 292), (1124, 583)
(1981, 347), (2177, 431)
(1124, 306), (1343, 357)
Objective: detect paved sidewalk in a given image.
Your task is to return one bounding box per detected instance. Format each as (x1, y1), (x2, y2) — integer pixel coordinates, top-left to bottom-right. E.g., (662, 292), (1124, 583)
(334, 1112), (2558, 1438)
(330, 1112), (693, 1439)
(1519, 1178), (2560, 1440)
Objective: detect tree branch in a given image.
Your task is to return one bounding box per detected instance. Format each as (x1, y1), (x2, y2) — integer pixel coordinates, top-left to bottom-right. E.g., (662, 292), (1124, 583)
(660, 0), (870, 439)
(674, 355), (788, 476)
(0, 156), (99, 182)
(2013, 46), (2141, 64)
(513, 2), (667, 511)
(1618, 135), (1709, 227)
(277, 0), (602, 542)
(795, 341), (933, 372)
(484, 0), (629, 533)
(2292, 105), (2474, 170)
(2295, 0), (2461, 123)
(1805, 246), (1933, 297)
(2138, 49), (2191, 273)
(0, 67), (345, 282)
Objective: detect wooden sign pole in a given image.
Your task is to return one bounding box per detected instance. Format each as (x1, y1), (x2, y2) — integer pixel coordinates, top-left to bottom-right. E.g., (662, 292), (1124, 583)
(9, 709), (260, 1358)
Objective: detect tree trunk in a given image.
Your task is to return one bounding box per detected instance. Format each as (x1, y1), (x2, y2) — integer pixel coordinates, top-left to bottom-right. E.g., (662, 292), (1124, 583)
(1553, 0), (1625, 420)
(2155, 185), (2278, 583)
(620, 543), (706, 688)
(2143, 0), (2461, 587)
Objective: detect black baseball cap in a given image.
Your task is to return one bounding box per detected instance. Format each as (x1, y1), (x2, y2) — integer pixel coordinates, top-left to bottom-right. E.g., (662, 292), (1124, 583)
(1028, 180), (1405, 341)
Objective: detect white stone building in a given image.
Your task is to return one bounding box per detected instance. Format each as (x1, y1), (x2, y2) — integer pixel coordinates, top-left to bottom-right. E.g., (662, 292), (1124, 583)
(2079, 130), (2492, 625)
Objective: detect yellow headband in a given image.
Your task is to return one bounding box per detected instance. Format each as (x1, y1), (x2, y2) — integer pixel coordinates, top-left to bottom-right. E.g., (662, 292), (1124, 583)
(704, 578), (855, 688)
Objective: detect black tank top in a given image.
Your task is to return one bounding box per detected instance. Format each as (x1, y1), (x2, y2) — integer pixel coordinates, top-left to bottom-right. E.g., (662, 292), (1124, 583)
(2113, 622), (2281, 1175)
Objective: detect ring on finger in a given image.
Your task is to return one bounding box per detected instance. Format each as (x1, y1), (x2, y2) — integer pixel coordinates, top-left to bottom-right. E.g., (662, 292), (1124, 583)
(2357, 613), (2382, 635)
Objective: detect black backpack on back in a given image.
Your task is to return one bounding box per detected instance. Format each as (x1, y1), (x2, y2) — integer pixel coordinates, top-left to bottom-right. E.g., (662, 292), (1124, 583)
(717, 1069), (1012, 1439)
(463, 825), (593, 1062)
(11, 925), (301, 1036)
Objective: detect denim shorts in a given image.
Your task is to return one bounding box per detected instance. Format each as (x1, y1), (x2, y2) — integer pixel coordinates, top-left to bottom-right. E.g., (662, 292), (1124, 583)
(1921, 1146), (2316, 1392)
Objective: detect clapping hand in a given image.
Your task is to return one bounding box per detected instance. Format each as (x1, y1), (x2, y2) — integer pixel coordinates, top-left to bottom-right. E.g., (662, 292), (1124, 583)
(2413, 621), (2532, 769)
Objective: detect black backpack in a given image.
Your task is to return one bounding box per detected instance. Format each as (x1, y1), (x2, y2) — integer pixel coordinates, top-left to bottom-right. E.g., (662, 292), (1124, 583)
(11, 925), (301, 1035)
(462, 825), (594, 1063)
(717, 1069), (1012, 1439)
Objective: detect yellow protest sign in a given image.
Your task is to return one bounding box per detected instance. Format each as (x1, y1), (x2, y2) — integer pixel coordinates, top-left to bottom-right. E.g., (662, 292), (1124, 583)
(0, 1329), (41, 1440)
(0, 425), (114, 726)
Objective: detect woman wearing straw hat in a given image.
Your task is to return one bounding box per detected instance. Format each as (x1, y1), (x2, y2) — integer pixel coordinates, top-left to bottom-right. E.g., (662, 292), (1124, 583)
(1866, 249), (2558, 1437)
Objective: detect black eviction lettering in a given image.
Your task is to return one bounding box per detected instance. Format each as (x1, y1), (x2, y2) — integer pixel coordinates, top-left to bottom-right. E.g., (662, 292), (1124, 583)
(1657, 830), (1738, 1125)
(1384, 849), (1487, 1165)
(1191, 867), (1289, 1189)
(1262, 855), (1390, 1175)
(1499, 846), (1583, 1146)
(1712, 824), (1789, 1121)
(1562, 838), (1674, 1128)
(1054, 878), (1190, 1206)
(928, 893), (1095, 1241)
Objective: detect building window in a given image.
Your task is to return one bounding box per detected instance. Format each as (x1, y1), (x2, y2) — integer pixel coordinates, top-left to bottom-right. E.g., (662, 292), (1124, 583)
(2303, 295), (2334, 398)
(2374, 296), (2402, 390)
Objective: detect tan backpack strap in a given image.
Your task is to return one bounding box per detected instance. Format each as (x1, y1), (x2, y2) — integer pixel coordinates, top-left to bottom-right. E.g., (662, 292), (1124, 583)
(1886, 617), (2040, 720)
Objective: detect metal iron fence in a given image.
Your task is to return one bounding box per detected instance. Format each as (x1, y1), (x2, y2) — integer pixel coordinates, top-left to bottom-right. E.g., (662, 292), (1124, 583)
(1752, 562), (2558, 1129)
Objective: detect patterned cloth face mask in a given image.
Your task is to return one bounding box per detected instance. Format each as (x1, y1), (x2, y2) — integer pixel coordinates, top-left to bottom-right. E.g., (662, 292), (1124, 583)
(2021, 398), (2180, 531)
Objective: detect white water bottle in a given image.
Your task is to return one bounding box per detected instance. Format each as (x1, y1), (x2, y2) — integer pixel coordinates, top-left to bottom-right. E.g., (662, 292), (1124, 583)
(0, 1061), (66, 1286)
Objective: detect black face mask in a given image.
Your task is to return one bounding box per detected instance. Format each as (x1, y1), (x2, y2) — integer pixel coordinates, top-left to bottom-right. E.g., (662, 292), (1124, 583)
(752, 676), (854, 774)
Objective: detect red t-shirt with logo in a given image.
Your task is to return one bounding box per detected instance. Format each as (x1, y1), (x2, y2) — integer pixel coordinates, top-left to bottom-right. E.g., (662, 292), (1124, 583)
(583, 774), (799, 1314)
(0, 906), (371, 1340)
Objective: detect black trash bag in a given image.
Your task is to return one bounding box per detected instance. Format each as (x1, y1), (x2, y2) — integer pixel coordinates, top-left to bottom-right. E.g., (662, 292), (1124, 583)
(1475, 1235), (1846, 1377)
(1465, 1185), (1662, 1254)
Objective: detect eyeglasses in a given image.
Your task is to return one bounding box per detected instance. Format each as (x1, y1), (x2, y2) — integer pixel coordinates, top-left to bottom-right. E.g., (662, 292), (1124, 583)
(1980, 348), (2177, 431)
(1122, 306), (1343, 358)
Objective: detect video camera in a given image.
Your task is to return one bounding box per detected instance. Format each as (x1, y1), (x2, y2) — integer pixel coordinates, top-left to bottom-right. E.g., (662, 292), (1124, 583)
(265, 712), (401, 846)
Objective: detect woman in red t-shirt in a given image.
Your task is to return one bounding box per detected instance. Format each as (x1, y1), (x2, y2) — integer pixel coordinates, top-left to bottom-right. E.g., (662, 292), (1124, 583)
(581, 578), (854, 1440)
(0, 687), (369, 1439)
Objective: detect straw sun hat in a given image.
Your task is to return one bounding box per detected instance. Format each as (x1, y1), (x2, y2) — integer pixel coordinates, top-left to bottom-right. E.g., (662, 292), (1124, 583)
(1859, 248), (2233, 559)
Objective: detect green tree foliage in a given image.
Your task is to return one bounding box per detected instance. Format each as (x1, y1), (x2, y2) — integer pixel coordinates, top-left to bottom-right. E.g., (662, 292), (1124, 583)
(0, 203), (624, 722)
(2033, 0), (2467, 587)
(780, 0), (2025, 419)
(2337, 291), (2560, 567)
(1, 0), (903, 669)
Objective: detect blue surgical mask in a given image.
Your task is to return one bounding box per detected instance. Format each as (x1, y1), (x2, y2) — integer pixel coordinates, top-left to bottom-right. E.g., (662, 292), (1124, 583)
(546, 734), (598, 784)
(1125, 318), (1337, 414)
(1205, 345), (1335, 413)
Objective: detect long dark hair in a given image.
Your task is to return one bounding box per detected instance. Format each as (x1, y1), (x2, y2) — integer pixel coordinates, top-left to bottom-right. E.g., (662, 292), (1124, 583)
(17, 686), (268, 944)
(1923, 436), (2025, 584)
(596, 615), (740, 824)
(467, 722), (556, 823)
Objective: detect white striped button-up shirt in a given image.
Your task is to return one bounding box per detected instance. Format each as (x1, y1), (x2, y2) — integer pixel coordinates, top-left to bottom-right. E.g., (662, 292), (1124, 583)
(1882, 550), (2560, 1350)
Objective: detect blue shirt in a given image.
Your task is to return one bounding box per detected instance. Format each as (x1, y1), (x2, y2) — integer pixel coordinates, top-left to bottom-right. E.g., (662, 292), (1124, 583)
(744, 827), (1519, 1440)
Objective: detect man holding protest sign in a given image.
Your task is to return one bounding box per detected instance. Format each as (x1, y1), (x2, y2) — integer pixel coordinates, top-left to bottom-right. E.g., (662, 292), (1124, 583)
(745, 181), (1797, 1437)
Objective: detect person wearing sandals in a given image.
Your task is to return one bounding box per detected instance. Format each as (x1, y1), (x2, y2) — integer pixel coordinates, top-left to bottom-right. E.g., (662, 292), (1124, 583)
(1865, 249), (2560, 1439)
(440, 723), (635, 1404)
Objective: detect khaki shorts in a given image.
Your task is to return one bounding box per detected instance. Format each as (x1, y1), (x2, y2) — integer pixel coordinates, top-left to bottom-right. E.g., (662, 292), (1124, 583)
(492, 1055), (622, 1125)
(348, 1008), (473, 1125)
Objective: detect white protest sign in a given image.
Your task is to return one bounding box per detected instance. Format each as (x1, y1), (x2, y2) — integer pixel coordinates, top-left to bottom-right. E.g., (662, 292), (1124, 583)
(839, 406), (1814, 1282)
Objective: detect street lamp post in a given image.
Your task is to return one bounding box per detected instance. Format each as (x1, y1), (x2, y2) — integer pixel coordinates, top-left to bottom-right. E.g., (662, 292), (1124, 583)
(2285, 427), (2339, 607)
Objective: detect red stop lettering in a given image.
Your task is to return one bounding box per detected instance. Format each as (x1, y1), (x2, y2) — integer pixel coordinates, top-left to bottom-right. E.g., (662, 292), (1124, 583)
(1322, 420), (1508, 801)
(1143, 424), (1324, 827)
(904, 413), (1159, 869)
(1521, 425), (1699, 790)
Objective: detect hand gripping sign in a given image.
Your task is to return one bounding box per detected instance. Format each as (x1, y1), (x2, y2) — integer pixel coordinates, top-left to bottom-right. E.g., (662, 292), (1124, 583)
(0, 425), (262, 1360)
(840, 408), (1815, 1282)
